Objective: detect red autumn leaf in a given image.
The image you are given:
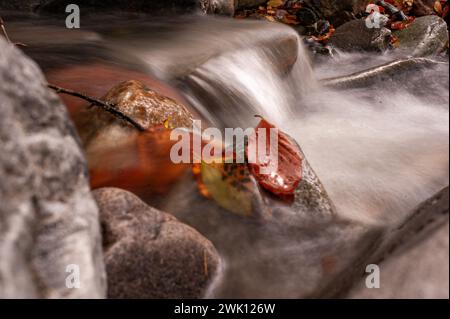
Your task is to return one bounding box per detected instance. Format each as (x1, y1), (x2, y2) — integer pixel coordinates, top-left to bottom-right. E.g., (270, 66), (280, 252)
(391, 21), (407, 30)
(442, 5), (449, 18)
(246, 118), (303, 196)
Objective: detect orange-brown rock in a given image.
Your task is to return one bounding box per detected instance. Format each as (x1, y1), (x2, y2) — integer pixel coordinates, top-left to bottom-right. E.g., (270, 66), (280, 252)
(72, 80), (194, 198)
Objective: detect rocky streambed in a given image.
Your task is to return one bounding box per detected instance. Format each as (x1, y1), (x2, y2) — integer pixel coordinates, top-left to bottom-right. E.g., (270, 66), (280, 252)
(0, 0), (449, 299)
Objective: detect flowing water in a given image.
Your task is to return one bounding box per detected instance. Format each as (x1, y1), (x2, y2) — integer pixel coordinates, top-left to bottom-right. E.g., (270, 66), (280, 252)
(5, 13), (449, 297)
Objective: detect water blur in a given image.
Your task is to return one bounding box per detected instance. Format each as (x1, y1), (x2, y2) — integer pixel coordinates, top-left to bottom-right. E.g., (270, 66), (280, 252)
(5, 12), (449, 297)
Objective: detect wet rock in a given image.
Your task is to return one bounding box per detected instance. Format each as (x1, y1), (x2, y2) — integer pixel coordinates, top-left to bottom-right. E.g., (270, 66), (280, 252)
(202, 0), (267, 15)
(157, 141), (368, 299)
(161, 173), (382, 298)
(73, 80), (194, 197)
(350, 222), (449, 299)
(321, 57), (444, 90)
(348, 188), (449, 299)
(296, 7), (321, 26)
(74, 79), (193, 162)
(314, 20), (332, 35)
(0, 38), (106, 298)
(412, 0), (438, 16)
(93, 187), (221, 299)
(393, 15), (449, 57)
(377, 0), (409, 21)
(302, 0), (370, 27)
(303, 37), (336, 60)
(330, 19), (392, 52)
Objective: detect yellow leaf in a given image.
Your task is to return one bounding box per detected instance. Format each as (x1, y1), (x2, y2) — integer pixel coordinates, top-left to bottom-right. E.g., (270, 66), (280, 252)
(201, 162), (254, 217)
(435, 0), (443, 15)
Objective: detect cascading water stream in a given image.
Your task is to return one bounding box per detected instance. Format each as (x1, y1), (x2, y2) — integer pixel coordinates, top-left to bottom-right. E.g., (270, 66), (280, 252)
(6, 13), (449, 298)
(163, 23), (449, 225)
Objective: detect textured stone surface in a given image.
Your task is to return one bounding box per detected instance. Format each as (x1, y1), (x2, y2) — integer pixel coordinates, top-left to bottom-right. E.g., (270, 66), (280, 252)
(303, 0), (370, 26)
(412, 0), (438, 16)
(393, 15), (449, 57)
(74, 80), (193, 149)
(0, 38), (106, 298)
(93, 187), (221, 299)
(321, 58), (443, 90)
(347, 188), (449, 299)
(159, 145), (382, 298)
(73, 80), (194, 196)
(162, 157), (449, 298)
(330, 19), (392, 52)
(349, 222), (449, 299)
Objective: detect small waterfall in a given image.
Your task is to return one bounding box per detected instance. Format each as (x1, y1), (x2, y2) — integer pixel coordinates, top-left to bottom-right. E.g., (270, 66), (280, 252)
(5, 12), (448, 298)
(179, 40), (449, 224)
(9, 12), (447, 224)
(181, 29), (315, 128)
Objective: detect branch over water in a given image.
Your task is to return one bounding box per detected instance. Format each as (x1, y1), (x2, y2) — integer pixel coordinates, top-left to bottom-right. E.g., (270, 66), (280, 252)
(48, 84), (145, 132)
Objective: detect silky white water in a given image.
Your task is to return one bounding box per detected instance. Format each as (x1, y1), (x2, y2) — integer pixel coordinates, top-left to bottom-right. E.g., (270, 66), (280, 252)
(152, 18), (449, 225)
(6, 13), (449, 297)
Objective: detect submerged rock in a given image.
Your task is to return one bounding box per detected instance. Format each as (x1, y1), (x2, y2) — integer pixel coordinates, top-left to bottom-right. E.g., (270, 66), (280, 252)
(393, 15), (449, 57)
(348, 187), (449, 299)
(93, 187), (221, 299)
(0, 38), (106, 298)
(350, 222), (449, 298)
(330, 19), (392, 52)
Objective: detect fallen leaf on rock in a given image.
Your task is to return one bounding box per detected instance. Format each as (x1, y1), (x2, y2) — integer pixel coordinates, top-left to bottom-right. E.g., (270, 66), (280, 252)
(390, 16), (415, 30)
(247, 118), (303, 197)
(435, 0), (443, 14)
(198, 160), (264, 218)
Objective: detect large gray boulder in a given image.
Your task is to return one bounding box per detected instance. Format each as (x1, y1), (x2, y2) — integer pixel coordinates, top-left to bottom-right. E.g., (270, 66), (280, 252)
(393, 15), (449, 57)
(93, 188), (221, 299)
(330, 19), (392, 52)
(0, 38), (106, 298)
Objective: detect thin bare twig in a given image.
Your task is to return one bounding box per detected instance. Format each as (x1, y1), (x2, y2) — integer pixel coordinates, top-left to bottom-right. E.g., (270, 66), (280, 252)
(0, 16), (11, 43)
(47, 84), (146, 132)
(0, 15), (26, 46)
